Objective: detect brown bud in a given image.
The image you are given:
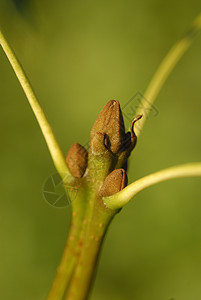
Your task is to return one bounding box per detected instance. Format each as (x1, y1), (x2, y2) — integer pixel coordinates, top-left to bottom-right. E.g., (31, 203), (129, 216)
(99, 168), (127, 197)
(90, 100), (126, 154)
(90, 100), (142, 170)
(66, 143), (88, 178)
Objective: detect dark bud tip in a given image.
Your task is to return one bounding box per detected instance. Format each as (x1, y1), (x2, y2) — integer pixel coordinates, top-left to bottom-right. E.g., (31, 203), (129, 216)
(99, 168), (127, 197)
(118, 114), (143, 159)
(131, 114), (143, 139)
(128, 114), (143, 150)
(66, 143), (88, 178)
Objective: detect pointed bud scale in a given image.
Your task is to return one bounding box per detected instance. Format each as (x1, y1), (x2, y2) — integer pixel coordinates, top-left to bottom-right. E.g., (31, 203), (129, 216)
(90, 100), (126, 154)
(89, 100), (142, 172)
(99, 168), (127, 197)
(66, 143), (88, 178)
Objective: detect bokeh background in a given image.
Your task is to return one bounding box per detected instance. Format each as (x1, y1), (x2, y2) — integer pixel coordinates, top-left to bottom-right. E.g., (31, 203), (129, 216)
(0, 1), (201, 299)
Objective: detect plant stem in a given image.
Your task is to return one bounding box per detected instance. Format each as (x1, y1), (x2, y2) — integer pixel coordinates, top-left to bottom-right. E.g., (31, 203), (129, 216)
(47, 182), (116, 300)
(0, 29), (71, 181)
(65, 195), (115, 300)
(46, 219), (79, 300)
(65, 230), (105, 300)
(104, 162), (201, 210)
(47, 186), (88, 300)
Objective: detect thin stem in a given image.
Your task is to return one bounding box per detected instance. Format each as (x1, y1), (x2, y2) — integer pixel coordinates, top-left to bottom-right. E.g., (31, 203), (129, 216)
(104, 162), (201, 210)
(0, 29), (72, 181)
(47, 187), (88, 300)
(46, 224), (77, 300)
(135, 13), (201, 137)
(65, 198), (115, 300)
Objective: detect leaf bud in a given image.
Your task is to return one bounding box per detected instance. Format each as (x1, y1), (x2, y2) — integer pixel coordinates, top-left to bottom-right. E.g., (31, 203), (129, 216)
(66, 143), (88, 178)
(90, 100), (125, 154)
(99, 168), (127, 197)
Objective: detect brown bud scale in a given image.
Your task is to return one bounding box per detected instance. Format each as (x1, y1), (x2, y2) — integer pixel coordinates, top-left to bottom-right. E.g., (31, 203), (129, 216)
(66, 143), (88, 178)
(99, 168), (127, 197)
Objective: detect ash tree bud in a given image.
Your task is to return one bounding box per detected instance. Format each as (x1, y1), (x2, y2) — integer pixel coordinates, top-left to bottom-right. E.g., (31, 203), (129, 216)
(90, 100), (125, 154)
(66, 143), (88, 178)
(89, 100), (142, 169)
(99, 169), (127, 197)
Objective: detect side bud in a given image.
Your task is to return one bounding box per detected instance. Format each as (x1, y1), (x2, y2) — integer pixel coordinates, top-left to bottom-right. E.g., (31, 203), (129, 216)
(99, 168), (127, 197)
(66, 143), (88, 178)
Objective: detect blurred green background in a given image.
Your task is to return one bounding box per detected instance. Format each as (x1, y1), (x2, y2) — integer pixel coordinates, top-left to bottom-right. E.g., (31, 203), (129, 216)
(0, 1), (201, 299)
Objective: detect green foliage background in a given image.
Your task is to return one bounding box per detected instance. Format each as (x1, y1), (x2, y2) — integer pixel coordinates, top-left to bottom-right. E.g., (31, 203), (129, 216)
(0, 1), (201, 299)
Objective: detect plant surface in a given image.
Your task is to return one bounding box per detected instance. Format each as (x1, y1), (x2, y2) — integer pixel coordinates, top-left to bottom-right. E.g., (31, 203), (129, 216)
(0, 12), (201, 300)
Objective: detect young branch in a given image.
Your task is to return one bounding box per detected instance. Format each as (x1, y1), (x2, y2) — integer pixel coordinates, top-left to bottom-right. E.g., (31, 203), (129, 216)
(0, 29), (72, 182)
(134, 13), (201, 137)
(104, 162), (201, 210)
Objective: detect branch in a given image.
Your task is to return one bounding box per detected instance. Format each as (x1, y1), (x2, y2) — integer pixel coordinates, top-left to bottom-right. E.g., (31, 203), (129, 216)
(0, 29), (72, 182)
(134, 13), (201, 137)
(104, 162), (201, 210)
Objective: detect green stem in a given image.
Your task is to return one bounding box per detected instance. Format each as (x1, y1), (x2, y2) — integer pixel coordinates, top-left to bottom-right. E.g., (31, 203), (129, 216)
(65, 196), (116, 300)
(0, 29), (71, 181)
(46, 186), (88, 300)
(46, 219), (79, 300)
(65, 231), (104, 300)
(47, 182), (116, 300)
